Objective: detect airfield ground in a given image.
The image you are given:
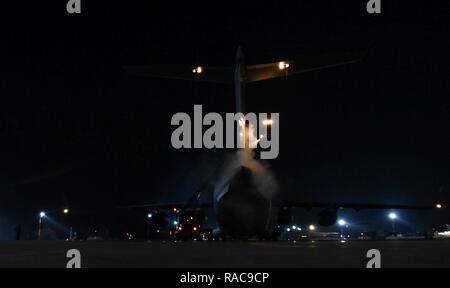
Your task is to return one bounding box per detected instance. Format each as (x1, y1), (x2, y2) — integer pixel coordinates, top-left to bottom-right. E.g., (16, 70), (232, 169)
(0, 239), (449, 268)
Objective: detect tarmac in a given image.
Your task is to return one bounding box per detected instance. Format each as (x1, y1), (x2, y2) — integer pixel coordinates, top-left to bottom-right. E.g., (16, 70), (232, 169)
(0, 239), (449, 268)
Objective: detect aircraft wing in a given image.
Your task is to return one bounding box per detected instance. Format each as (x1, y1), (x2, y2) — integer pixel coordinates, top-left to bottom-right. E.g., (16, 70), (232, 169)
(246, 50), (365, 82)
(124, 65), (232, 84)
(119, 202), (214, 210)
(274, 201), (443, 211)
(120, 164), (219, 211)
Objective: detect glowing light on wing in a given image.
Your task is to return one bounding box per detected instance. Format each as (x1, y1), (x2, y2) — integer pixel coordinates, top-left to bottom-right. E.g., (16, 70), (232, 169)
(192, 66), (203, 74)
(278, 61), (289, 70)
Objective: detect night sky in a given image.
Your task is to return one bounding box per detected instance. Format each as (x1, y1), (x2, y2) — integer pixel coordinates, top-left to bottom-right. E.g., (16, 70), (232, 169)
(1, 1), (450, 239)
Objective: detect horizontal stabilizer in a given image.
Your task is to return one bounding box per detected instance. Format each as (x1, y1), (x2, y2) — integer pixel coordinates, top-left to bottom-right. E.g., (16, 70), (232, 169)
(246, 50), (365, 82)
(124, 64), (232, 84)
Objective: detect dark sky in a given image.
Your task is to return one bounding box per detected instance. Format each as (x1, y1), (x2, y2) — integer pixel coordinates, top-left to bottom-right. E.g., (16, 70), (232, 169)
(1, 1), (450, 238)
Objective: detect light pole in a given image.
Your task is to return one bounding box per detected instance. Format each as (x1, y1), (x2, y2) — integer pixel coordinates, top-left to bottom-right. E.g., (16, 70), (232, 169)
(62, 208), (72, 240)
(338, 219), (346, 238)
(38, 211), (46, 240)
(388, 212), (397, 234)
(147, 213), (152, 241)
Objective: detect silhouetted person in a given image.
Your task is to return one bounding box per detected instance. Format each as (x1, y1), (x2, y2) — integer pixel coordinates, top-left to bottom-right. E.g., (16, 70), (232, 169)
(14, 224), (22, 240)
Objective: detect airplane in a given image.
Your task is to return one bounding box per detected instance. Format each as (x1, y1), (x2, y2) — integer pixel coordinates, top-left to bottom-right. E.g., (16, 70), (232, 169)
(124, 46), (443, 240)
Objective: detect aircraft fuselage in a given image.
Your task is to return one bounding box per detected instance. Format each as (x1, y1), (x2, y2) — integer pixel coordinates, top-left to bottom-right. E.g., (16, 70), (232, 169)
(215, 166), (272, 238)
(213, 48), (274, 238)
